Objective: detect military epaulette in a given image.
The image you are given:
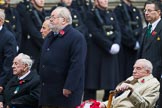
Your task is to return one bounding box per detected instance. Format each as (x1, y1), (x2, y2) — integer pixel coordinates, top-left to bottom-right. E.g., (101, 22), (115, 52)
(26, 4), (32, 12)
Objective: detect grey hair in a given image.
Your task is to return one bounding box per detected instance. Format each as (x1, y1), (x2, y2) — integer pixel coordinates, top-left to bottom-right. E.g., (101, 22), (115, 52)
(55, 6), (72, 24)
(0, 9), (5, 20)
(17, 53), (33, 70)
(136, 59), (153, 73)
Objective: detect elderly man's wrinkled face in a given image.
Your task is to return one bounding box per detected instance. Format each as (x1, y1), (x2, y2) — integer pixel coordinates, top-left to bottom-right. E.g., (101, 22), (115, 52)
(40, 20), (51, 38)
(12, 56), (26, 77)
(49, 10), (64, 32)
(144, 4), (161, 23)
(132, 62), (149, 79)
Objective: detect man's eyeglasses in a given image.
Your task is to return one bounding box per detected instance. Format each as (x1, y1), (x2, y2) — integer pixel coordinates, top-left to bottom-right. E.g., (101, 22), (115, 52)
(47, 16), (61, 20)
(143, 9), (157, 13)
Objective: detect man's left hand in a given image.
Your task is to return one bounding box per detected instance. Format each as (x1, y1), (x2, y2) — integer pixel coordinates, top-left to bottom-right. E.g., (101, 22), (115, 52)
(63, 89), (72, 97)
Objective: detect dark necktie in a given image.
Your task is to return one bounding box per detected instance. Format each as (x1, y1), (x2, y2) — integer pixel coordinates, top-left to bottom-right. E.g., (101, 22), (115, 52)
(146, 25), (152, 37)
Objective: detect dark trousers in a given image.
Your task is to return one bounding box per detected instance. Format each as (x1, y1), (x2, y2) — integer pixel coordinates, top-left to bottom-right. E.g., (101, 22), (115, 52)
(83, 89), (96, 100)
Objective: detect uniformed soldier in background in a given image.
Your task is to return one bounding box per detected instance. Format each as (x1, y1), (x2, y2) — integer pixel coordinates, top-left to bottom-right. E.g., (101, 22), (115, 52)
(50, 0), (88, 36)
(16, 0), (47, 72)
(0, 0), (22, 49)
(16, 0), (31, 22)
(156, 0), (162, 15)
(71, 0), (93, 22)
(114, 0), (143, 83)
(84, 0), (121, 100)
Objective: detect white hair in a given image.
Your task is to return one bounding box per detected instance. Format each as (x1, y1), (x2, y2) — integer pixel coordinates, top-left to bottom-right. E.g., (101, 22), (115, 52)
(17, 53), (33, 70)
(136, 59), (153, 73)
(55, 6), (72, 24)
(0, 9), (5, 20)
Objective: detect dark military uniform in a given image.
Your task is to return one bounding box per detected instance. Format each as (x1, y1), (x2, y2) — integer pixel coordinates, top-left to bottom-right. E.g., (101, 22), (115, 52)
(4, 6), (22, 47)
(50, 3), (88, 36)
(71, 0), (93, 22)
(84, 7), (121, 100)
(114, 1), (143, 82)
(16, 0), (46, 72)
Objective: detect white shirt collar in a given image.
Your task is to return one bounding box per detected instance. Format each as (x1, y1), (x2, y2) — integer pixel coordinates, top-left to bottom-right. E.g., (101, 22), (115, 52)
(0, 26), (2, 31)
(18, 71), (31, 80)
(149, 18), (161, 32)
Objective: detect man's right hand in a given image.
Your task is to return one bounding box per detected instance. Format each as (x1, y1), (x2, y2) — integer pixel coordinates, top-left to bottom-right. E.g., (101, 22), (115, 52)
(116, 83), (133, 92)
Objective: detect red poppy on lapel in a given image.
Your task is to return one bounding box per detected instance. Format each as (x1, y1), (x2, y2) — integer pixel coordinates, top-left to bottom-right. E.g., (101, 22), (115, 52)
(19, 80), (25, 85)
(141, 79), (145, 83)
(151, 31), (157, 36)
(59, 30), (65, 36)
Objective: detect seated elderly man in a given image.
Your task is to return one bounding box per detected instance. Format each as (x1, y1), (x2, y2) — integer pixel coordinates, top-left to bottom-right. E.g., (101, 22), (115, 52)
(100, 59), (160, 108)
(0, 53), (41, 108)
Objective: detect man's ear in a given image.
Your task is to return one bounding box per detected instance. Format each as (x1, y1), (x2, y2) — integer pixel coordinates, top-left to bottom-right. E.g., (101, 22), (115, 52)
(62, 17), (66, 25)
(146, 69), (150, 74)
(24, 64), (28, 71)
(157, 10), (161, 16)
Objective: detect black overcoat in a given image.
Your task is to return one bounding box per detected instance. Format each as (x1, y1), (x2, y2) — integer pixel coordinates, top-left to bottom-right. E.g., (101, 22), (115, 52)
(139, 19), (162, 81)
(0, 71), (40, 108)
(0, 27), (17, 87)
(39, 25), (87, 107)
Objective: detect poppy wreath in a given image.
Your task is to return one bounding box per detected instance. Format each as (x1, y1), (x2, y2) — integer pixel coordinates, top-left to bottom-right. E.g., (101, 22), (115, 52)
(76, 99), (100, 108)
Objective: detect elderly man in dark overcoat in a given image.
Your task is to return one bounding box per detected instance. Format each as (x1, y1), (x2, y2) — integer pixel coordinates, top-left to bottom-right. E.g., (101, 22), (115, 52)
(0, 53), (40, 108)
(39, 7), (87, 108)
